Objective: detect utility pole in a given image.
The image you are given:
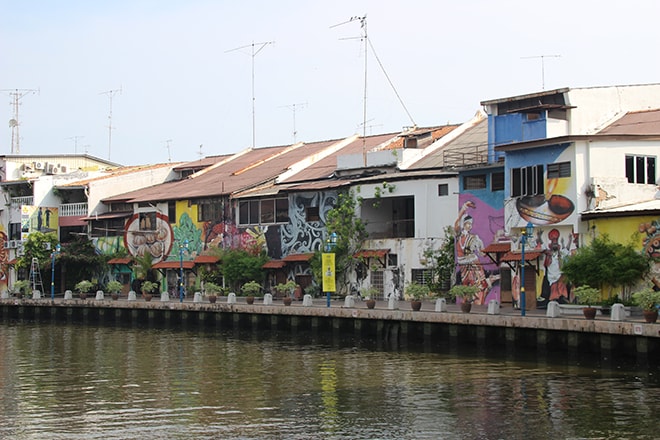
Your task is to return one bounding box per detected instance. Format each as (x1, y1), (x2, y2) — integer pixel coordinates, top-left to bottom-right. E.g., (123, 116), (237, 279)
(2, 88), (39, 154)
(280, 102), (307, 143)
(521, 55), (561, 90)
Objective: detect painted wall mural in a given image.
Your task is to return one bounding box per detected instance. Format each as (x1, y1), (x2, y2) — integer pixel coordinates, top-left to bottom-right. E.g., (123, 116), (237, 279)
(281, 191), (337, 256)
(124, 212), (174, 263)
(21, 205), (59, 239)
(0, 230), (8, 292)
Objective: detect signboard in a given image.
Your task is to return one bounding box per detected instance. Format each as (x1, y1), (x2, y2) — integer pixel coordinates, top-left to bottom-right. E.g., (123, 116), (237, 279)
(322, 253), (336, 293)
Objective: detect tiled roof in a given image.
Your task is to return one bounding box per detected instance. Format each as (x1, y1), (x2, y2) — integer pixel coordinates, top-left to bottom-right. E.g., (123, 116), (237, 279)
(598, 108), (660, 135)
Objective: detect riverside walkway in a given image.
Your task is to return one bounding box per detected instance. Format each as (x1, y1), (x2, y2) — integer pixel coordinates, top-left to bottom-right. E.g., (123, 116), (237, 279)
(1, 294), (659, 363)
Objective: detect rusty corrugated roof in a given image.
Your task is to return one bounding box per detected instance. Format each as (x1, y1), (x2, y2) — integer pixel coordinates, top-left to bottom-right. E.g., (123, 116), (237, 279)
(598, 108), (660, 135)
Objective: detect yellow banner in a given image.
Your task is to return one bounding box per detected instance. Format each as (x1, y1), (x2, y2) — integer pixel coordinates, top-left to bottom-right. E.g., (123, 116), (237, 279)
(322, 253), (336, 292)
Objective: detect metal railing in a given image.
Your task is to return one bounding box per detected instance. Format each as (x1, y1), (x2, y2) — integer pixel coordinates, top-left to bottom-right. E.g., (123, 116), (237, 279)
(59, 202), (88, 217)
(10, 196), (33, 207)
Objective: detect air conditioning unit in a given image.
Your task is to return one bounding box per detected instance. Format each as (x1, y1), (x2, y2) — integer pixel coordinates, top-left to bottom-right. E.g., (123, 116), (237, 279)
(34, 161), (44, 170)
(46, 164), (55, 174)
(51, 167), (60, 174)
(6, 240), (17, 249)
(59, 165), (68, 173)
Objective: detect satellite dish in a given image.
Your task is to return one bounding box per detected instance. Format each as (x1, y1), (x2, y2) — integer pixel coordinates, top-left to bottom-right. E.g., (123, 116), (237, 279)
(8, 119), (17, 127)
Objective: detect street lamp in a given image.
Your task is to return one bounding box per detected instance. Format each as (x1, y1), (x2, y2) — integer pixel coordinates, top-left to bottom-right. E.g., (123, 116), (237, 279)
(50, 243), (60, 300)
(520, 222), (534, 317)
(179, 240), (188, 303)
(323, 232), (338, 308)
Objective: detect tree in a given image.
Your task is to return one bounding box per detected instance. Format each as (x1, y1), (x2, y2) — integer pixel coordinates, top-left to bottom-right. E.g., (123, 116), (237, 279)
(58, 237), (109, 291)
(217, 248), (268, 292)
(16, 231), (58, 273)
(561, 234), (651, 299)
(310, 188), (368, 295)
(422, 226), (455, 293)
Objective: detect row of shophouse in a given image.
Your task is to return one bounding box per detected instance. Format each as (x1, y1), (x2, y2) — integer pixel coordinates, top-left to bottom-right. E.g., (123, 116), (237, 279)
(2, 83), (660, 306)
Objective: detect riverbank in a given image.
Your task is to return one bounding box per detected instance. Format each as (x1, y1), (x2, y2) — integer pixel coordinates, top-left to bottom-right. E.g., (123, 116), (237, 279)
(1, 295), (659, 363)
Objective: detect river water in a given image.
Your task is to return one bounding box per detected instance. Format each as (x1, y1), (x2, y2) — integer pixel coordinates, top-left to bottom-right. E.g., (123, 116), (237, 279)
(0, 322), (659, 440)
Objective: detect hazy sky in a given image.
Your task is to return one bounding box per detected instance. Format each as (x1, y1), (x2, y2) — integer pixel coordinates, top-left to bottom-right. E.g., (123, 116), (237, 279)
(2, 0), (659, 165)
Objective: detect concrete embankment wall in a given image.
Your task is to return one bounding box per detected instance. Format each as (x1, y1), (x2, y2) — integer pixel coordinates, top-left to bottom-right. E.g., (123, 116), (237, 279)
(1, 299), (659, 364)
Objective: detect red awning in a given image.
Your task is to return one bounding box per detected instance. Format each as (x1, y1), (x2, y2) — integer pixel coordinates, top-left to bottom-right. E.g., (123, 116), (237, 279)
(108, 257), (133, 265)
(354, 249), (389, 259)
(81, 211), (133, 221)
(194, 255), (220, 264)
(281, 253), (314, 262)
(152, 260), (195, 270)
(500, 251), (543, 262)
(482, 242), (512, 254)
(263, 260), (286, 269)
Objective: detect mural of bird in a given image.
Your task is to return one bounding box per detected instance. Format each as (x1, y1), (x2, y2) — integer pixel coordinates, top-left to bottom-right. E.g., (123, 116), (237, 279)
(594, 185), (615, 209)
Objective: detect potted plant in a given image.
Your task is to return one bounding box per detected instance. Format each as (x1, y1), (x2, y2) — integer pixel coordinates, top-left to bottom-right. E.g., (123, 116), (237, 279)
(405, 282), (430, 311)
(75, 280), (94, 300)
(240, 280), (262, 304)
(204, 281), (223, 303)
(106, 280), (123, 300)
(360, 286), (379, 309)
(632, 287), (660, 323)
(140, 280), (159, 302)
(573, 285), (601, 320)
(449, 284), (479, 313)
(12, 280), (30, 298)
(276, 280), (297, 306)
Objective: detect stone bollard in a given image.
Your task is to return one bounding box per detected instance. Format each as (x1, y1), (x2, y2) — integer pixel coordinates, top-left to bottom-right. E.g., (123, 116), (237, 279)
(64, 290), (73, 300)
(487, 299), (500, 315)
(435, 298), (447, 312)
(161, 291), (170, 302)
(611, 303), (626, 321)
(344, 295), (355, 308)
(227, 292), (236, 304)
(127, 290), (137, 301)
(32, 290), (41, 299)
(263, 293), (273, 305)
(1, 290), (8, 299)
(95, 290), (104, 300)
(388, 295), (399, 310)
(546, 300), (561, 318)
(193, 291), (203, 303)
(302, 294), (313, 307)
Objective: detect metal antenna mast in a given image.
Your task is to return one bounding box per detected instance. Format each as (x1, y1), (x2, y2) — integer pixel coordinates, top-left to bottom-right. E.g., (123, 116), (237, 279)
(226, 41), (274, 148)
(66, 135), (84, 154)
(164, 139), (172, 162)
(280, 102), (307, 143)
(2, 88), (38, 154)
(100, 86), (122, 160)
(521, 55), (561, 90)
(332, 15), (368, 165)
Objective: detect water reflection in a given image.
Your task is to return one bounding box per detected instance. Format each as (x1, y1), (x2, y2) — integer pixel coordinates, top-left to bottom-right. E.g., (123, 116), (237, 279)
(0, 322), (659, 439)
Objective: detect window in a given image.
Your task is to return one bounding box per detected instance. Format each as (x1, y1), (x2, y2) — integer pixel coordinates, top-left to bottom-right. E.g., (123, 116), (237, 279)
(547, 161), (571, 179)
(198, 198), (223, 222)
(411, 269), (433, 285)
(168, 201), (176, 223)
(9, 223), (20, 241)
(387, 253), (398, 267)
(306, 206), (320, 222)
(139, 212), (156, 231)
(626, 155), (656, 184)
(109, 202), (132, 212)
(438, 183), (449, 196)
(511, 165), (544, 197)
(238, 198), (289, 225)
(463, 174), (487, 190)
(491, 172), (504, 191)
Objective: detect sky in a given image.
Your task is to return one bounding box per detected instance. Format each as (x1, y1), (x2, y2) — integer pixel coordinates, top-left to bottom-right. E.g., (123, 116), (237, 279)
(1, 0), (660, 166)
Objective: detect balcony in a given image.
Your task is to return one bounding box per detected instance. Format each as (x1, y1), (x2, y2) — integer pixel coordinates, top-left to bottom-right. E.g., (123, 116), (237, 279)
(59, 202), (88, 217)
(10, 196), (33, 207)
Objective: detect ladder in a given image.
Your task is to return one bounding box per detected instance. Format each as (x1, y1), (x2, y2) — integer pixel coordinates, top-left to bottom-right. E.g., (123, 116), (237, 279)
(29, 258), (44, 295)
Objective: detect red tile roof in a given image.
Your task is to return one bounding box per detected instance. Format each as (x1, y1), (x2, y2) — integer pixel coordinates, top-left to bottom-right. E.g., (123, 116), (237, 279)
(500, 251), (543, 262)
(482, 242), (512, 253)
(281, 253), (315, 262)
(153, 260), (195, 269)
(193, 255), (220, 264)
(354, 249), (389, 258)
(263, 260), (286, 269)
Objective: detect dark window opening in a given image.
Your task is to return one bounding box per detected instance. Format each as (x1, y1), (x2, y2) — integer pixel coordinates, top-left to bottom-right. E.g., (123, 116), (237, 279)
(438, 183), (449, 196)
(626, 155), (657, 184)
(491, 172), (504, 191)
(306, 206), (320, 222)
(463, 174), (487, 190)
(511, 165), (544, 197)
(547, 161), (571, 179)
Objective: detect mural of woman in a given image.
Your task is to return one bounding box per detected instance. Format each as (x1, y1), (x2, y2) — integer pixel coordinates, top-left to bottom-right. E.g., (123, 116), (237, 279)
(454, 201), (491, 305)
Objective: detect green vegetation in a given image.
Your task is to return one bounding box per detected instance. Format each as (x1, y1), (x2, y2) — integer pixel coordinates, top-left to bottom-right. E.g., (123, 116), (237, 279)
(405, 282), (430, 300)
(572, 285), (601, 307)
(632, 287), (660, 311)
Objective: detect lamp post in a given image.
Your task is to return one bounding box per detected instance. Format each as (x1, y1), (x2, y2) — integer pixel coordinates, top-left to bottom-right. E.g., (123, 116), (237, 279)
(179, 240), (188, 303)
(323, 232), (338, 308)
(50, 243), (60, 300)
(520, 222), (534, 317)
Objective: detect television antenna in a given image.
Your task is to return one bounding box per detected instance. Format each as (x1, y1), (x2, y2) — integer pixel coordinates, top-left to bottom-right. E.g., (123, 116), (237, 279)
(100, 86), (122, 160)
(280, 102), (307, 143)
(1, 88), (39, 154)
(66, 135), (84, 154)
(226, 41), (275, 148)
(164, 139), (172, 162)
(331, 15), (415, 165)
(521, 55), (561, 90)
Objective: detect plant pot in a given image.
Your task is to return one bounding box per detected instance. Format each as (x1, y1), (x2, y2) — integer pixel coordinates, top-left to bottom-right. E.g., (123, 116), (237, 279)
(366, 299), (376, 309)
(411, 300), (422, 311)
(583, 307), (597, 320)
(143, 293), (153, 302)
(111, 293), (119, 300)
(246, 296), (254, 305)
(79, 292), (87, 300)
(208, 295), (217, 304)
(460, 302), (472, 313)
(283, 297), (292, 306)
(643, 309), (658, 323)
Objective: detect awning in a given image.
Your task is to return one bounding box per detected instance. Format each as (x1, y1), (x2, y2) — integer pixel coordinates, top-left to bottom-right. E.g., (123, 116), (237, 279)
(152, 260), (195, 270)
(353, 249), (389, 259)
(500, 251), (543, 262)
(263, 260), (286, 269)
(282, 253), (314, 262)
(81, 211), (133, 221)
(108, 257), (133, 265)
(7, 258), (17, 265)
(194, 255), (220, 264)
(482, 242), (512, 254)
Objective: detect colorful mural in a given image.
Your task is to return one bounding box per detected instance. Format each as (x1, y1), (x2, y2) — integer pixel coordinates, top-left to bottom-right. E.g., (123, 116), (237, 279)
(281, 191), (336, 256)
(0, 230), (8, 292)
(124, 212), (174, 263)
(21, 205), (59, 239)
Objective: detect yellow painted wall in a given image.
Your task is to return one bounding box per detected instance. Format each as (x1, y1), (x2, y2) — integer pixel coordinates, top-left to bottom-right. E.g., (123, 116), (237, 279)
(588, 216), (653, 248)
